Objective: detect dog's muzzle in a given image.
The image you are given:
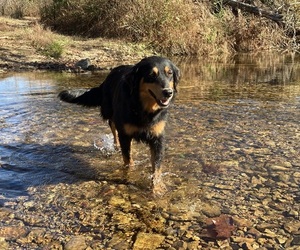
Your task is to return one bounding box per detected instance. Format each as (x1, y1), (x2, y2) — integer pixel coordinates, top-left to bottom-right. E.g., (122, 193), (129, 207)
(149, 88), (173, 107)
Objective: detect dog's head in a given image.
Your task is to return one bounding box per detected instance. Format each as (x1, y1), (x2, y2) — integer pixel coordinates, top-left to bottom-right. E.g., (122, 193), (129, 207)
(126, 56), (180, 113)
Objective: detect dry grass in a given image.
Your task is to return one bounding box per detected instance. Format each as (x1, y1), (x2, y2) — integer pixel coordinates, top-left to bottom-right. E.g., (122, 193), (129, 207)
(21, 22), (68, 59)
(0, 0), (45, 18)
(118, 0), (201, 55)
(39, 0), (290, 56)
(1, 0), (299, 56)
(39, 0), (228, 55)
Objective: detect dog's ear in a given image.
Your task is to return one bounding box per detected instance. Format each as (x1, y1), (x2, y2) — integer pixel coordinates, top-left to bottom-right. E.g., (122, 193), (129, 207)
(171, 63), (180, 92)
(124, 65), (141, 94)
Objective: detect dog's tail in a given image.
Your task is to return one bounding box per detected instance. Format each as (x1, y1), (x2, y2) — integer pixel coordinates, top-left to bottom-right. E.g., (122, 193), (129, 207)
(58, 86), (102, 107)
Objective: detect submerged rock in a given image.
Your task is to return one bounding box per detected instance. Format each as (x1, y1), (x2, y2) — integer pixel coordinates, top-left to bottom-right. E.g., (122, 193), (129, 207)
(0, 237), (9, 249)
(201, 203), (221, 217)
(133, 232), (165, 250)
(64, 236), (87, 250)
(0, 226), (28, 241)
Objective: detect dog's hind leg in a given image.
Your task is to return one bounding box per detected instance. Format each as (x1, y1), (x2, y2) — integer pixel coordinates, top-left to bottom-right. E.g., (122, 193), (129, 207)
(108, 120), (119, 148)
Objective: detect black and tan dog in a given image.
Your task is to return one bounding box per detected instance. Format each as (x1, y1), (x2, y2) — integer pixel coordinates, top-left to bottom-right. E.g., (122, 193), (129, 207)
(58, 56), (180, 193)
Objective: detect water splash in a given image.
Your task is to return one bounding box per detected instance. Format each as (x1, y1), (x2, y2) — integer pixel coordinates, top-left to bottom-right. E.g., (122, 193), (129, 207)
(93, 134), (116, 156)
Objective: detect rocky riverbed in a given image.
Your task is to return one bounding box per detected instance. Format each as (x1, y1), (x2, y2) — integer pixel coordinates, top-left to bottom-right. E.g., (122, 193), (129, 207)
(1, 95), (299, 249)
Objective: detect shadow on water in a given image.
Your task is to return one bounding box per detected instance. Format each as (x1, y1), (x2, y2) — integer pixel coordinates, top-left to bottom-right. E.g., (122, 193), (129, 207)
(0, 143), (82, 198)
(0, 142), (133, 200)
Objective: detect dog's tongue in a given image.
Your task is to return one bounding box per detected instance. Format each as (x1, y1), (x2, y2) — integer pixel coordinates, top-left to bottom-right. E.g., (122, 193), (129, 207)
(160, 98), (170, 106)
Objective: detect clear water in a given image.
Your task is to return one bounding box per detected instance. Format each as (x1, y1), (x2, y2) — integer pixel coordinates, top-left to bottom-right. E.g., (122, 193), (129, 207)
(0, 53), (299, 202)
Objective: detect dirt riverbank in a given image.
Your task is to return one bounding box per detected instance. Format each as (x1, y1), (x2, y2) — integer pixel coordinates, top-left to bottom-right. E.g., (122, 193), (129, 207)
(0, 17), (151, 72)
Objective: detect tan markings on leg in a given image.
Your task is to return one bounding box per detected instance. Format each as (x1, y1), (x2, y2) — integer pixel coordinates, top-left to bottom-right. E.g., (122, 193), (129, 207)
(150, 120), (166, 137)
(110, 121), (119, 147)
(139, 78), (160, 113)
(124, 123), (139, 136)
(123, 154), (134, 167)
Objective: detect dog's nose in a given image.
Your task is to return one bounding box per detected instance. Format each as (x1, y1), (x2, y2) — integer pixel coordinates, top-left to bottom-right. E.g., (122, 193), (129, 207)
(162, 88), (173, 98)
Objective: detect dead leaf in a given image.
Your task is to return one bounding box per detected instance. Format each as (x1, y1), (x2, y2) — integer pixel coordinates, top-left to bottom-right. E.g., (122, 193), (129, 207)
(205, 214), (236, 239)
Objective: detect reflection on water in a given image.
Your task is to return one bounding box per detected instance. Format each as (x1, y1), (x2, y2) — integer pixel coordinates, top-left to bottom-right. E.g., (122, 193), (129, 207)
(176, 53), (300, 102)
(0, 53), (299, 199)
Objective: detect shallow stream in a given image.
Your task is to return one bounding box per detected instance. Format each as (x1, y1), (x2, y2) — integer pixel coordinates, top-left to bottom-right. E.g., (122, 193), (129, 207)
(0, 53), (299, 249)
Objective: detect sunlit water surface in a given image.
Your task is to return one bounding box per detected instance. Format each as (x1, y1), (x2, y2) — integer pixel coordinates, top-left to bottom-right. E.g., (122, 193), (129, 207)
(0, 53), (299, 204)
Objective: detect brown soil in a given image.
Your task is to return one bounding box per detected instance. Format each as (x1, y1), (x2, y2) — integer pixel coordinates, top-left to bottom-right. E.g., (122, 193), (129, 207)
(0, 17), (152, 72)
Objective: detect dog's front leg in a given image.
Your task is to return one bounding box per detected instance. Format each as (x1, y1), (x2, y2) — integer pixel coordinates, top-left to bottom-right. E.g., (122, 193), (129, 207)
(119, 134), (133, 167)
(149, 136), (167, 195)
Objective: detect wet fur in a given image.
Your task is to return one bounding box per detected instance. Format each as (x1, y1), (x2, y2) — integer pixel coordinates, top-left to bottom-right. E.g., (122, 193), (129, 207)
(58, 56), (180, 192)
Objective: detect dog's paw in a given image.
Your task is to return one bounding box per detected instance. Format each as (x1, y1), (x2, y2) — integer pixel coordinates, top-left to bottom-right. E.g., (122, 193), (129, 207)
(152, 172), (168, 196)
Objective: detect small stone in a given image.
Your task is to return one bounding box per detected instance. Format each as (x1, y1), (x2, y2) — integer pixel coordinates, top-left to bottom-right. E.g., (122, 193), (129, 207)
(75, 58), (91, 70)
(44, 241), (63, 250)
(109, 196), (127, 207)
(257, 237), (267, 246)
(288, 209), (299, 217)
(251, 175), (267, 185)
(186, 241), (199, 250)
(284, 221), (300, 234)
(23, 200), (35, 209)
(109, 234), (130, 250)
(0, 207), (13, 218)
(241, 242), (255, 250)
(201, 203), (221, 217)
(220, 160), (239, 168)
(232, 216), (253, 228)
(256, 223), (278, 231)
(165, 227), (176, 236)
(277, 173), (290, 182)
(263, 229), (277, 238)
(0, 237), (9, 249)
(217, 239), (231, 248)
(172, 240), (188, 249)
(0, 226), (28, 240)
(214, 184), (236, 190)
(64, 236), (87, 250)
(133, 232), (165, 250)
(276, 235), (288, 244)
(293, 172), (300, 178)
(268, 165), (289, 171)
(231, 236), (255, 244)
(247, 228), (262, 238)
(283, 161), (293, 168)
(291, 235), (300, 246)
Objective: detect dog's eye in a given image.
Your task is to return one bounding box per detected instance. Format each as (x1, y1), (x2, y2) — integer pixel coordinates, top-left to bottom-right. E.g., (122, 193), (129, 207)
(149, 72), (158, 79)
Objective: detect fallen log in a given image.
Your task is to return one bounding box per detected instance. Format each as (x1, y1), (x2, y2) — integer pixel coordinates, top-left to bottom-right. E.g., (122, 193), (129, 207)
(224, 0), (283, 24)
